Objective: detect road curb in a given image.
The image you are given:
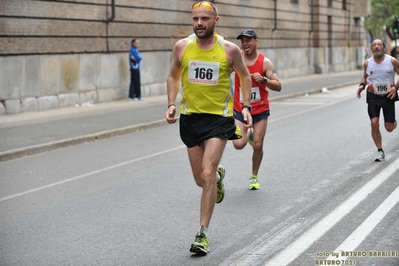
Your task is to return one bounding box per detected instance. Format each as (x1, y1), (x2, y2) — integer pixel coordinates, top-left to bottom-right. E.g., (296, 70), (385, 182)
(0, 119), (168, 162)
(1, 81), (358, 162)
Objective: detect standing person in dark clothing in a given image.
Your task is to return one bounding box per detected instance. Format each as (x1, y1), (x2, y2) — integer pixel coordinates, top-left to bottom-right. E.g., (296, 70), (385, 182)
(129, 39), (143, 100)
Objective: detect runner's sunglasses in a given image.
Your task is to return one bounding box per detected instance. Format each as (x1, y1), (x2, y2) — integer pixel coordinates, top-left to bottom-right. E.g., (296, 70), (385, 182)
(192, 1), (216, 12)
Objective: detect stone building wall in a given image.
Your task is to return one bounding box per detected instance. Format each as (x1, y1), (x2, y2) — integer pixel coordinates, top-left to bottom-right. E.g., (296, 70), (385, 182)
(0, 0), (368, 115)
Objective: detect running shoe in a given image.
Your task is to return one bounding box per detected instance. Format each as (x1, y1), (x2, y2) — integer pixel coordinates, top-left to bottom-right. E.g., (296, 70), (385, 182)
(216, 165), (225, 203)
(374, 150), (385, 162)
(234, 125), (242, 139)
(190, 231), (209, 255)
(249, 175), (260, 190)
(248, 127), (254, 146)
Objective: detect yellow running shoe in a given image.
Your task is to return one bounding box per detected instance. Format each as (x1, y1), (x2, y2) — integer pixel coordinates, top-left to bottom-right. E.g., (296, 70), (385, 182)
(249, 175), (260, 190)
(216, 165), (225, 203)
(232, 125), (242, 139)
(248, 127), (254, 146)
(190, 230), (209, 255)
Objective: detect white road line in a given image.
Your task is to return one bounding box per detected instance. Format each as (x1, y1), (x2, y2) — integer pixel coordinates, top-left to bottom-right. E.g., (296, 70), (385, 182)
(327, 184), (399, 261)
(271, 95), (352, 123)
(1, 91), (352, 203)
(0, 145), (185, 202)
(264, 156), (399, 266)
(231, 222), (305, 266)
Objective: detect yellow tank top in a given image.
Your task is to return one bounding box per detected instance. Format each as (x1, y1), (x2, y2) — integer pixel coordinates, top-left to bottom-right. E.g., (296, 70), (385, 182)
(180, 33), (233, 117)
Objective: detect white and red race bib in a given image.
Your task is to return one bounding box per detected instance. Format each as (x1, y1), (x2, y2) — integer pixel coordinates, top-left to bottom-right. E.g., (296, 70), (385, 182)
(372, 82), (390, 95)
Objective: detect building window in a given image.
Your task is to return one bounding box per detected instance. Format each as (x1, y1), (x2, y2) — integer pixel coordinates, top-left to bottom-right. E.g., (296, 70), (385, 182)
(328, 0), (332, 7)
(342, 0), (347, 10)
(291, 0), (298, 4)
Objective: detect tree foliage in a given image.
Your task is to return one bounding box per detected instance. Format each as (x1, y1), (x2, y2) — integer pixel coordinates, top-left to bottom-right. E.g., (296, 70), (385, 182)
(364, 0), (399, 40)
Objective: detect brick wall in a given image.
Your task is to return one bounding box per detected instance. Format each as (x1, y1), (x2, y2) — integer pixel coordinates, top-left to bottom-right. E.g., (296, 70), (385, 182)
(0, 0), (368, 115)
(0, 0), (366, 55)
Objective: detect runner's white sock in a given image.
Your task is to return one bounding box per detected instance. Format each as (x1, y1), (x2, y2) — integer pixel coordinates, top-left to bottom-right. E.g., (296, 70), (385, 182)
(199, 225), (208, 235)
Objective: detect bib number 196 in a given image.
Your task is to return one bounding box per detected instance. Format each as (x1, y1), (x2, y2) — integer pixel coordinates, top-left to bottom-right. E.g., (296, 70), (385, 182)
(376, 84), (387, 93)
(373, 82), (390, 95)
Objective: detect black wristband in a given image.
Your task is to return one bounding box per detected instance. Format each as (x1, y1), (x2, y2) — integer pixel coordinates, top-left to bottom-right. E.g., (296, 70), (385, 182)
(359, 83), (365, 88)
(242, 105), (252, 112)
(168, 104), (176, 108)
(396, 85), (399, 91)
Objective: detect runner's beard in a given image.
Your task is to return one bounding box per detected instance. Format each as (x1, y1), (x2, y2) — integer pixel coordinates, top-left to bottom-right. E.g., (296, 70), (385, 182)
(242, 44), (258, 57)
(373, 50), (384, 57)
(243, 47), (253, 55)
(194, 27), (214, 39)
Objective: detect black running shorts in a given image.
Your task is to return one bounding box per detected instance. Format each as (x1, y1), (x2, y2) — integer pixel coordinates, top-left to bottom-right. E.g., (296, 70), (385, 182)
(233, 109), (270, 124)
(179, 114), (241, 148)
(367, 93), (396, 123)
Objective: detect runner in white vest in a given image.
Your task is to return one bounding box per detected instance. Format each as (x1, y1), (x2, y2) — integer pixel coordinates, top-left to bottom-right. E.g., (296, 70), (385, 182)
(357, 39), (399, 161)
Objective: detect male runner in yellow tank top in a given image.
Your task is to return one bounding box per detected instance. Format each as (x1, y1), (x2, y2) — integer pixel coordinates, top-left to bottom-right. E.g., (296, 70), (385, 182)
(165, 1), (252, 255)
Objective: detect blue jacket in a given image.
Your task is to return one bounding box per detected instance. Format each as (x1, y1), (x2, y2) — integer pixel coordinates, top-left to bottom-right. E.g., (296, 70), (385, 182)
(129, 46), (142, 69)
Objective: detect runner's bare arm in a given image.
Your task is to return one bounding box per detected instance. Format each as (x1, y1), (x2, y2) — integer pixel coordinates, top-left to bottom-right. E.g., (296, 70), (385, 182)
(392, 57), (399, 88)
(166, 39), (185, 123)
(357, 60), (369, 99)
(387, 57), (399, 99)
(225, 41), (252, 127)
(263, 58), (281, 92)
(394, 58), (399, 93)
(226, 42), (251, 105)
(392, 57), (399, 76)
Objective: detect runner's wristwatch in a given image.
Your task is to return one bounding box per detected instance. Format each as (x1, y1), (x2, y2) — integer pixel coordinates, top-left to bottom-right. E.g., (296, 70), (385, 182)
(242, 105), (252, 112)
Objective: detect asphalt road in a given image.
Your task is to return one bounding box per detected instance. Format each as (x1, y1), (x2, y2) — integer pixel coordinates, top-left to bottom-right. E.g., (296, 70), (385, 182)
(0, 70), (363, 161)
(1, 84), (398, 265)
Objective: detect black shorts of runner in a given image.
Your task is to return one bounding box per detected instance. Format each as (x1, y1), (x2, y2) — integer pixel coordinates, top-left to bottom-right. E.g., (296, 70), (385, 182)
(179, 113), (241, 148)
(366, 93), (396, 123)
(233, 109), (270, 124)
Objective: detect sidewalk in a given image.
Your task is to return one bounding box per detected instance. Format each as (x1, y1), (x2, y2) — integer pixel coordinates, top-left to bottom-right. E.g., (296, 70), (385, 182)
(0, 70), (363, 162)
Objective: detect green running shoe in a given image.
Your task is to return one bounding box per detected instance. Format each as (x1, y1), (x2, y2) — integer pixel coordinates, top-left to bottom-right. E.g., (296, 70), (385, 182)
(190, 231), (209, 255)
(216, 165), (225, 203)
(248, 127), (254, 146)
(249, 176), (260, 190)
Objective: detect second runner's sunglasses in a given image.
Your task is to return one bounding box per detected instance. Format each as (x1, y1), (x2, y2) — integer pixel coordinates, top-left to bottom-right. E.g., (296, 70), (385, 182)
(192, 1), (216, 12)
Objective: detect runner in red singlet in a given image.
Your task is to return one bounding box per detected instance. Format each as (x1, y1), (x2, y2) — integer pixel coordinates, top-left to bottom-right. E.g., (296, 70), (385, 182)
(233, 29), (282, 190)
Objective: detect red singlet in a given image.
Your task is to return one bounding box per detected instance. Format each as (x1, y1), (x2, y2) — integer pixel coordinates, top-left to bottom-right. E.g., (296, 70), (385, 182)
(234, 53), (269, 115)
